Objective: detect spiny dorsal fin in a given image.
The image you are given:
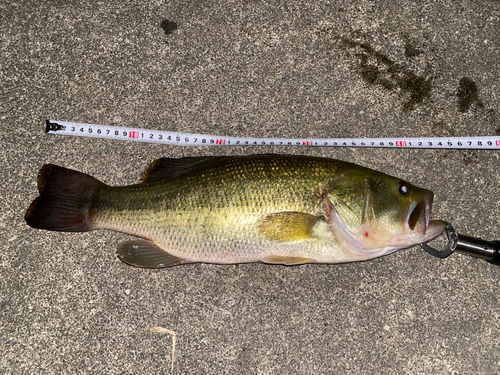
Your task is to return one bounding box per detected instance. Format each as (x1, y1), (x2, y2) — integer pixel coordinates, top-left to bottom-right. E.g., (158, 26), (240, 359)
(117, 240), (191, 268)
(257, 212), (321, 242)
(140, 156), (217, 183)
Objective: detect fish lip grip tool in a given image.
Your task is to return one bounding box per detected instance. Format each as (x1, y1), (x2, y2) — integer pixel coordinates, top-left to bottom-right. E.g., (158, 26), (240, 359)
(421, 222), (500, 265)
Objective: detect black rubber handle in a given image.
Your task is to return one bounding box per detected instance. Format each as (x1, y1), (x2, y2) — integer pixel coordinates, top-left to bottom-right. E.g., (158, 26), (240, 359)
(487, 241), (500, 265)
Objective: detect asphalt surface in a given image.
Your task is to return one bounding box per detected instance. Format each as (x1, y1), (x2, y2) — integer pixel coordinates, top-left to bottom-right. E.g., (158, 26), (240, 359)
(1, 1), (499, 374)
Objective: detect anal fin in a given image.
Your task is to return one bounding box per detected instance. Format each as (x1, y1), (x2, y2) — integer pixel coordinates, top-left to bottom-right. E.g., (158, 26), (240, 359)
(117, 240), (190, 268)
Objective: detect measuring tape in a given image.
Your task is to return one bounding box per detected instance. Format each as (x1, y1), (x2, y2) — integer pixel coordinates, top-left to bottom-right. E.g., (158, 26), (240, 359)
(45, 120), (500, 150)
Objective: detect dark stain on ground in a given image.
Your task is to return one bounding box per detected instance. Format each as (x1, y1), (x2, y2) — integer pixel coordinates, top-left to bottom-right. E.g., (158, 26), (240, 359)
(160, 19), (178, 35)
(404, 41), (422, 58)
(319, 32), (432, 112)
(457, 77), (484, 113)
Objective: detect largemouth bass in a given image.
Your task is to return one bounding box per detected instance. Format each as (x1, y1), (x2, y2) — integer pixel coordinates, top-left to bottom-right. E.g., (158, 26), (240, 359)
(25, 154), (445, 268)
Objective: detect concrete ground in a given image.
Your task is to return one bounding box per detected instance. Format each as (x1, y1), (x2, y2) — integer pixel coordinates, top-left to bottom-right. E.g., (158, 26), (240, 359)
(1, 0), (499, 374)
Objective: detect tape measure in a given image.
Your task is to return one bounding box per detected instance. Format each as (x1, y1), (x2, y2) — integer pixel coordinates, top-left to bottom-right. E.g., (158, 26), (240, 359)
(45, 120), (500, 150)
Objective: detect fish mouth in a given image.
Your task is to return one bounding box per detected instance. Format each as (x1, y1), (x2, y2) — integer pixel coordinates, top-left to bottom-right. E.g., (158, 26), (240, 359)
(405, 191), (432, 236)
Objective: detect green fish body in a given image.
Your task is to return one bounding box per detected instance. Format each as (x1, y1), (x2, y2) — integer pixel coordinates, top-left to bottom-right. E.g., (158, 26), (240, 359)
(25, 155), (445, 268)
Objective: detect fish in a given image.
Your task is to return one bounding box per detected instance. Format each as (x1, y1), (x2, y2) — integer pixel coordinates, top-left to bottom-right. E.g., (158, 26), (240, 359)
(24, 154), (446, 268)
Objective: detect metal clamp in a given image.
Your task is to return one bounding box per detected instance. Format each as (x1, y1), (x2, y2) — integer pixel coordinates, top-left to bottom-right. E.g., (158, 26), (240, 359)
(421, 222), (500, 265)
(420, 222), (457, 258)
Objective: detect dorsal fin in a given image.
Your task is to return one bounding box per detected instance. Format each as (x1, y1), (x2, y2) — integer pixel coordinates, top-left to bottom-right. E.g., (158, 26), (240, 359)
(140, 156), (217, 183)
(140, 154), (306, 183)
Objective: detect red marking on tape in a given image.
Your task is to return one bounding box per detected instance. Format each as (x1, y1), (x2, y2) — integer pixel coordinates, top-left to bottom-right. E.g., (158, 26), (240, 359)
(396, 140), (406, 146)
(496, 140), (500, 146)
(302, 141), (313, 145)
(129, 131), (139, 138)
(215, 139), (226, 144)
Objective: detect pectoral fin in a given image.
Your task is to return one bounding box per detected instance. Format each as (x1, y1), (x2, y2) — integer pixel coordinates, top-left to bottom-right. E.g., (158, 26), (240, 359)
(117, 240), (191, 268)
(257, 212), (321, 242)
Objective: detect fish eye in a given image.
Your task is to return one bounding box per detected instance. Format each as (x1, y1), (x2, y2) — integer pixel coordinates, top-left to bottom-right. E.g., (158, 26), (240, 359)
(398, 181), (410, 195)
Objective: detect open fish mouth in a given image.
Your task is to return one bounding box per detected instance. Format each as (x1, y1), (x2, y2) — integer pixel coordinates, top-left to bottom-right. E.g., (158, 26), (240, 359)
(405, 191), (432, 236)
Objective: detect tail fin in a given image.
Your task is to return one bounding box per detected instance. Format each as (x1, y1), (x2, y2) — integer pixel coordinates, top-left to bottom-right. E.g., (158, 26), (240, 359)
(25, 164), (104, 232)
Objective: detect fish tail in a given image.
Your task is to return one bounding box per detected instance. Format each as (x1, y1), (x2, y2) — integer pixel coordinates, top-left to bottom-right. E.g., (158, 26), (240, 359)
(25, 164), (104, 232)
